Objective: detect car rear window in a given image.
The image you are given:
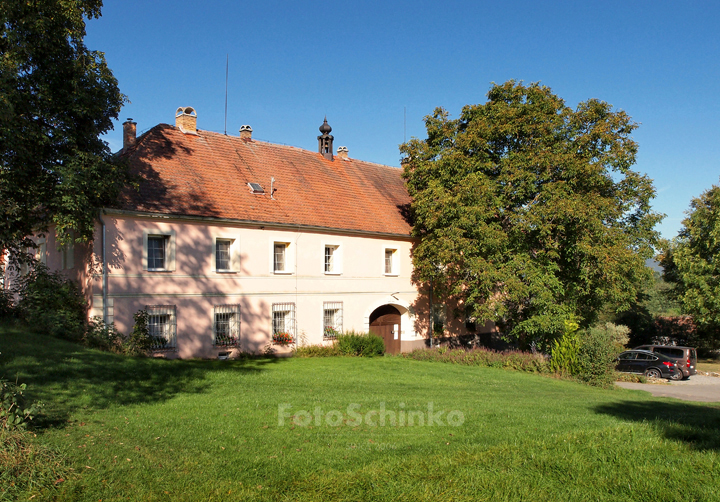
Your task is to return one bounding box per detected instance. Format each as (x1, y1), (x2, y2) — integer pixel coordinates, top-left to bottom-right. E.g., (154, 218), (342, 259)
(655, 348), (684, 358)
(691, 349), (697, 360)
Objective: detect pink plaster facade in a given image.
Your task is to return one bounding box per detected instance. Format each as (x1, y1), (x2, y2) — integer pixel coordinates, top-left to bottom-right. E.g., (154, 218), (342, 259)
(88, 212), (429, 358)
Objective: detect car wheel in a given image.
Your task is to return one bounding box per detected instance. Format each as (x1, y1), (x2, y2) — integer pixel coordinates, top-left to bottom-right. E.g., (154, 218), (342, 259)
(645, 368), (662, 379)
(670, 369), (683, 381)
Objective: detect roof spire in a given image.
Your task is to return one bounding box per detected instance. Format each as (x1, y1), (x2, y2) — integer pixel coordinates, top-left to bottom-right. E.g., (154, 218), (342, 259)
(317, 117), (334, 160)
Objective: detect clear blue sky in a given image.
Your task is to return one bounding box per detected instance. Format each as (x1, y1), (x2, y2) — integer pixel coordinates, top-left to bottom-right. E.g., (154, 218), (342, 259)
(86, 0), (720, 240)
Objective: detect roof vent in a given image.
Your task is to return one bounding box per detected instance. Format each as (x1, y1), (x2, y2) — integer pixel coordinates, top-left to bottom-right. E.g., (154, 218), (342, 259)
(337, 146), (348, 159)
(175, 107), (197, 134)
(239, 125), (253, 140)
(248, 182), (265, 194)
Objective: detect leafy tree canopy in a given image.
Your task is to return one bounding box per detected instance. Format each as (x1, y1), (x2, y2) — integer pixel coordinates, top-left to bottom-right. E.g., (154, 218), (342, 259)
(0, 0), (129, 258)
(401, 81), (662, 348)
(660, 181), (720, 340)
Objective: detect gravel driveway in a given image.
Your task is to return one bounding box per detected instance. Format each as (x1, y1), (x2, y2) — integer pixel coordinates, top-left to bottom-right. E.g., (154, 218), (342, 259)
(616, 375), (720, 402)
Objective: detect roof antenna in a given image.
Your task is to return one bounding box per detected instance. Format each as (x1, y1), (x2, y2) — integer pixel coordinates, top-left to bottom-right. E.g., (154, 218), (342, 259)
(404, 106), (406, 143)
(224, 54), (229, 135)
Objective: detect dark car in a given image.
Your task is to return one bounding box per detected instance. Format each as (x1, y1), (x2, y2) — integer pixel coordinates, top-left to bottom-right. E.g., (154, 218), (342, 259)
(616, 350), (682, 379)
(633, 345), (697, 379)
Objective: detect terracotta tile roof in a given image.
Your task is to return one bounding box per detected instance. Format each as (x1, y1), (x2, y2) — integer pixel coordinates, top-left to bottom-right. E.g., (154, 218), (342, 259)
(117, 124), (412, 236)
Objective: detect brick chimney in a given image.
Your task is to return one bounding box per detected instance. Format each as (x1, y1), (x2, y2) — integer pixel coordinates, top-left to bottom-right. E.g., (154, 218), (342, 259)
(122, 118), (137, 150)
(175, 107), (197, 134)
(239, 125), (253, 140)
(337, 146), (348, 159)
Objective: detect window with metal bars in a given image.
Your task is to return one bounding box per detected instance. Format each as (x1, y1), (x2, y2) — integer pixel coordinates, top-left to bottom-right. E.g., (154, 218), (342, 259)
(148, 236), (168, 270)
(146, 305), (177, 350)
(272, 303), (295, 340)
(216, 239), (232, 271)
(213, 304), (240, 346)
(323, 302), (343, 339)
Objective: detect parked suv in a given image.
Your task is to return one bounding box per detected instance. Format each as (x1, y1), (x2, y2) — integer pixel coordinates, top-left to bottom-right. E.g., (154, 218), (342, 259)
(633, 345), (697, 379)
(616, 350), (682, 379)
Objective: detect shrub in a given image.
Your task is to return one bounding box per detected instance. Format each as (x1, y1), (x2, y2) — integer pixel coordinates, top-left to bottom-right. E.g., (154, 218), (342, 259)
(0, 378), (42, 430)
(576, 323), (629, 387)
(549, 320), (582, 375)
(124, 310), (154, 356)
(83, 316), (124, 353)
(0, 288), (14, 319)
(335, 331), (385, 357)
(12, 264), (86, 340)
(401, 347), (549, 373)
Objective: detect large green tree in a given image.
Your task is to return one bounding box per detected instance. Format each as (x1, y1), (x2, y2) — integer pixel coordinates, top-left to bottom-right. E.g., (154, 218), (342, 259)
(660, 181), (720, 343)
(401, 81), (662, 348)
(0, 0), (128, 259)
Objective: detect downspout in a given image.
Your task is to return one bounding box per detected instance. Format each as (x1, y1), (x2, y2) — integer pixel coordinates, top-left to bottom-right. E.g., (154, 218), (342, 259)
(429, 279), (433, 349)
(97, 210), (108, 324)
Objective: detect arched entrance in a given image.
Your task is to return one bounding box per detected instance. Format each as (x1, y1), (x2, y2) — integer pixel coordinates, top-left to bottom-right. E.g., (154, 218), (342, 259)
(369, 305), (402, 354)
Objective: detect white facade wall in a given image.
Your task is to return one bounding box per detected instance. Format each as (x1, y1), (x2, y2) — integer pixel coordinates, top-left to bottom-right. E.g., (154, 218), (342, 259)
(89, 213), (425, 358)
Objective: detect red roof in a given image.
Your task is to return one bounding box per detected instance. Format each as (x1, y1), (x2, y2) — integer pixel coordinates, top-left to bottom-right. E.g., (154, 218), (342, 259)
(118, 124), (412, 236)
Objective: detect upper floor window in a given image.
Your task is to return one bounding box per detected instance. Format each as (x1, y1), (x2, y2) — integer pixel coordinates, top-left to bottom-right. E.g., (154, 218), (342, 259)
(212, 236), (239, 273)
(143, 229), (176, 272)
(384, 248), (398, 275)
(216, 239), (231, 271)
(324, 244), (342, 274)
(148, 236), (168, 270)
(274, 242), (290, 273)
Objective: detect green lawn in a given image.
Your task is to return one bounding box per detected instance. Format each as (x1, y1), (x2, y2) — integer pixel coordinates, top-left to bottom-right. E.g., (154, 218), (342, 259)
(2, 324), (720, 501)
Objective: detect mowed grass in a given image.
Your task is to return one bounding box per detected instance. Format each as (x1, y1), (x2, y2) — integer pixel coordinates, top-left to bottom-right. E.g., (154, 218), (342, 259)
(2, 324), (720, 501)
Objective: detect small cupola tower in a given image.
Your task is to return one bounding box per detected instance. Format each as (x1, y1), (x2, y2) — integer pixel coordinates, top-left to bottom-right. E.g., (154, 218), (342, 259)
(317, 117), (334, 161)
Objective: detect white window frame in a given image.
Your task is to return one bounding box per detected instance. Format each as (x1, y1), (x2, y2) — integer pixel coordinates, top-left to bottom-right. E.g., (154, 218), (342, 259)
(213, 304), (241, 346)
(271, 241), (293, 275)
(323, 243), (342, 275)
(142, 229), (176, 272)
(146, 305), (177, 350)
(383, 247), (399, 276)
(323, 301), (343, 339)
(271, 303), (296, 338)
(212, 236), (239, 273)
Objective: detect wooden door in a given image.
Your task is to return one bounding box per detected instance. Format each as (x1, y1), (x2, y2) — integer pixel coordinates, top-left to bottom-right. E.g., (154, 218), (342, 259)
(369, 305), (401, 355)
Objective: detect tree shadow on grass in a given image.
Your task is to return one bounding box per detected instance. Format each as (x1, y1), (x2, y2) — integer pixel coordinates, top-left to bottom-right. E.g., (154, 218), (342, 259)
(595, 400), (720, 451)
(0, 325), (283, 428)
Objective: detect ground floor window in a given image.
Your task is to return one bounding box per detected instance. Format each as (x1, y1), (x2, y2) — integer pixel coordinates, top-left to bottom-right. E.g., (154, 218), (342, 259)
(323, 302), (343, 339)
(214, 304), (240, 346)
(146, 305), (177, 350)
(272, 303), (295, 344)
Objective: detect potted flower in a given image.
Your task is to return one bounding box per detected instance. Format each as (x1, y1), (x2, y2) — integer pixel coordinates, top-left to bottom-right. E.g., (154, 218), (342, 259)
(272, 331), (293, 345)
(323, 326), (340, 340)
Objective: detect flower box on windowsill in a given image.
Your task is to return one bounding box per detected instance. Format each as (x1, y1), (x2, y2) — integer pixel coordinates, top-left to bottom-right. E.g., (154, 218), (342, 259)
(272, 332), (294, 345)
(214, 334), (239, 347)
(323, 327), (340, 340)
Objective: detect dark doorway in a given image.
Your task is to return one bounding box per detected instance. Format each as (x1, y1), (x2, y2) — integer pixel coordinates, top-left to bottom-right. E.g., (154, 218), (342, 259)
(369, 305), (402, 355)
